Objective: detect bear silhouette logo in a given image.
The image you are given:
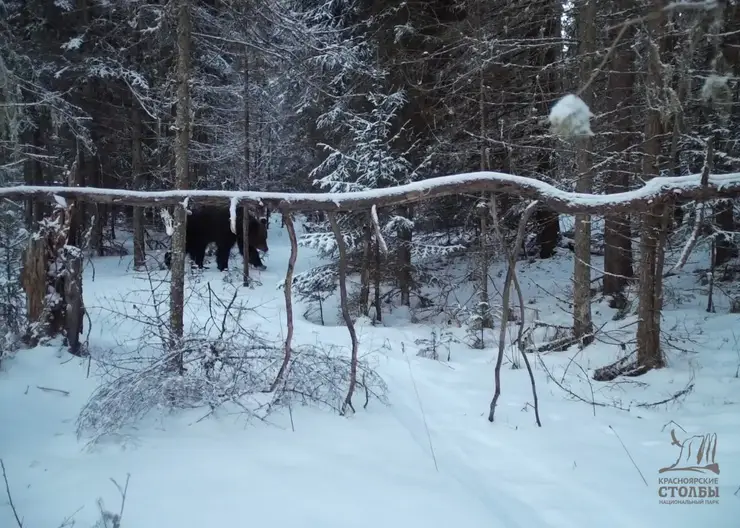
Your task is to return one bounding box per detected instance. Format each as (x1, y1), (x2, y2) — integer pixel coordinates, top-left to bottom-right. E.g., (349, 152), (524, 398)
(658, 429), (720, 475)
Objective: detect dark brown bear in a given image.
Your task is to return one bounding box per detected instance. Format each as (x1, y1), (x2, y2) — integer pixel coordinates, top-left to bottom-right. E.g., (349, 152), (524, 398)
(164, 207), (268, 271)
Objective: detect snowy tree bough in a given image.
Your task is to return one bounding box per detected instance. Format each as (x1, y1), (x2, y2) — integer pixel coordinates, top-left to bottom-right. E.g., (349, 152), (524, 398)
(4, 170), (740, 215)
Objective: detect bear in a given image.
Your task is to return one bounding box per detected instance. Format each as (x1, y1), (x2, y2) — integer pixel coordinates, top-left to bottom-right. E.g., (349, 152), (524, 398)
(164, 206), (268, 271)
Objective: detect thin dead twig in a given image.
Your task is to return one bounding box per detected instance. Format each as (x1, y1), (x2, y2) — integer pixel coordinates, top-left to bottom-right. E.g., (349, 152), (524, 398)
(1, 459), (24, 527)
(36, 385), (70, 396)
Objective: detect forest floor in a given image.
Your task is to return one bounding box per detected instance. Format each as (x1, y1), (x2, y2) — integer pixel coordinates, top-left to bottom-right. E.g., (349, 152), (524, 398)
(1, 214), (739, 527)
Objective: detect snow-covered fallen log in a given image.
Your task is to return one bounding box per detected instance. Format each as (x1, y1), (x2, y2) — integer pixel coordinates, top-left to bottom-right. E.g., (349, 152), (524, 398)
(1, 170), (740, 214)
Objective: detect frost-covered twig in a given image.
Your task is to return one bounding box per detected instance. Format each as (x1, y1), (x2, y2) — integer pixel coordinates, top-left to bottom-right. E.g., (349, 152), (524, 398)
(370, 204), (388, 255)
(159, 208), (174, 236)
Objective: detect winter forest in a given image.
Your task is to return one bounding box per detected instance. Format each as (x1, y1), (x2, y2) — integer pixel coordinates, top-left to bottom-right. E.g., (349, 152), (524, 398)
(1, 0), (740, 526)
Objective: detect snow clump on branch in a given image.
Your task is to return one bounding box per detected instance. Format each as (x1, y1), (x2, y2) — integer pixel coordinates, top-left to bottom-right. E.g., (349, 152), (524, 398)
(700, 74), (732, 114)
(548, 94), (594, 139)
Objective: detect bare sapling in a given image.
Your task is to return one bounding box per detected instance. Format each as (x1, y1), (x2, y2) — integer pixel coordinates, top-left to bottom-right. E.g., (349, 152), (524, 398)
(488, 200), (539, 424)
(270, 209), (298, 392)
(329, 211), (359, 415)
(489, 196), (541, 427)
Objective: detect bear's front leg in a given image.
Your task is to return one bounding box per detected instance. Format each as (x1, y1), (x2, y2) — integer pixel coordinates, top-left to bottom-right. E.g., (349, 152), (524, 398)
(215, 244), (232, 271)
(248, 245), (266, 270)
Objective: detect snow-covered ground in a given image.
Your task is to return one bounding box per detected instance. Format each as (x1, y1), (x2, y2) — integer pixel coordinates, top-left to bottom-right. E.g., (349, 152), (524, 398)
(1, 214), (739, 527)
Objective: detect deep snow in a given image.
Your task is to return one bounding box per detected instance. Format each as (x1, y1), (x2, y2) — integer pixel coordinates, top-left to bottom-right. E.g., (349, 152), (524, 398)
(1, 214), (739, 527)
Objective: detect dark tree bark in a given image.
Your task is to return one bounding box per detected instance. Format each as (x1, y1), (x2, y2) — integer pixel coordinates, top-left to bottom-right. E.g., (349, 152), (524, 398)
(132, 103), (146, 270)
(636, 0), (668, 372)
(397, 206), (412, 307)
(169, 0), (192, 368)
(573, 0), (596, 346)
(603, 2), (636, 297)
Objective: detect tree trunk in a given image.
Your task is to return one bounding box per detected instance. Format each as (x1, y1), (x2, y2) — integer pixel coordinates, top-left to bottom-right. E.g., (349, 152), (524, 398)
(536, 208), (559, 258)
(397, 206), (412, 307)
(169, 0), (192, 368)
(359, 222), (372, 316)
(132, 103), (146, 270)
(533, 0), (561, 259)
(242, 205), (250, 286)
(67, 146), (83, 248)
(636, 0), (667, 372)
(374, 236), (381, 323)
(24, 111), (46, 226)
(603, 3), (635, 297)
(63, 248), (84, 356)
(714, 200), (735, 267)
(477, 69), (492, 327)
(572, 0), (596, 346)
(243, 49), (250, 190)
(21, 236), (46, 329)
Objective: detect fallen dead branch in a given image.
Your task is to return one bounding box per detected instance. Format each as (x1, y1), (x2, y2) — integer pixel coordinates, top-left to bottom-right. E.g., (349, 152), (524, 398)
(634, 383), (695, 408)
(36, 385), (70, 396)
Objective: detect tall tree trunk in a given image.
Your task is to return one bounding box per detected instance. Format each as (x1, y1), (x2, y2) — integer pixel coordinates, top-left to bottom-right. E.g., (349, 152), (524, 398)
(242, 50), (251, 286)
(24, 111), (46, 226)
(534, 0), (562, 260)
(603, 2), (635, 298)
(477, 69), (492, 327)
(397, 205), (412, 307)
(359, 221), (372, 317)
(67, 143), (84, 248)
(244, 49), (251, 190)
(573, 0), (595, 346)
(714, 200), (735, 267)
(636, 0), (667, 372)
(132, 103), (146, 270)
(169, 0), (192, 368)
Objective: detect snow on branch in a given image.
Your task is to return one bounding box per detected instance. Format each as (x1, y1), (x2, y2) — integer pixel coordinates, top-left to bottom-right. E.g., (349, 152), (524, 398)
(159, 208), (174, 236)
(3, 170), (740, 215)
(549, 94), (593, 138)
(370, 205), (388, 255)
(230, 196), (238, 235)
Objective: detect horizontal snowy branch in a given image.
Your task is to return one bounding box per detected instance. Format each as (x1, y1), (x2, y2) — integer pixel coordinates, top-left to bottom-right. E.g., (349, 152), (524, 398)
(2, 170), (740, 214)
